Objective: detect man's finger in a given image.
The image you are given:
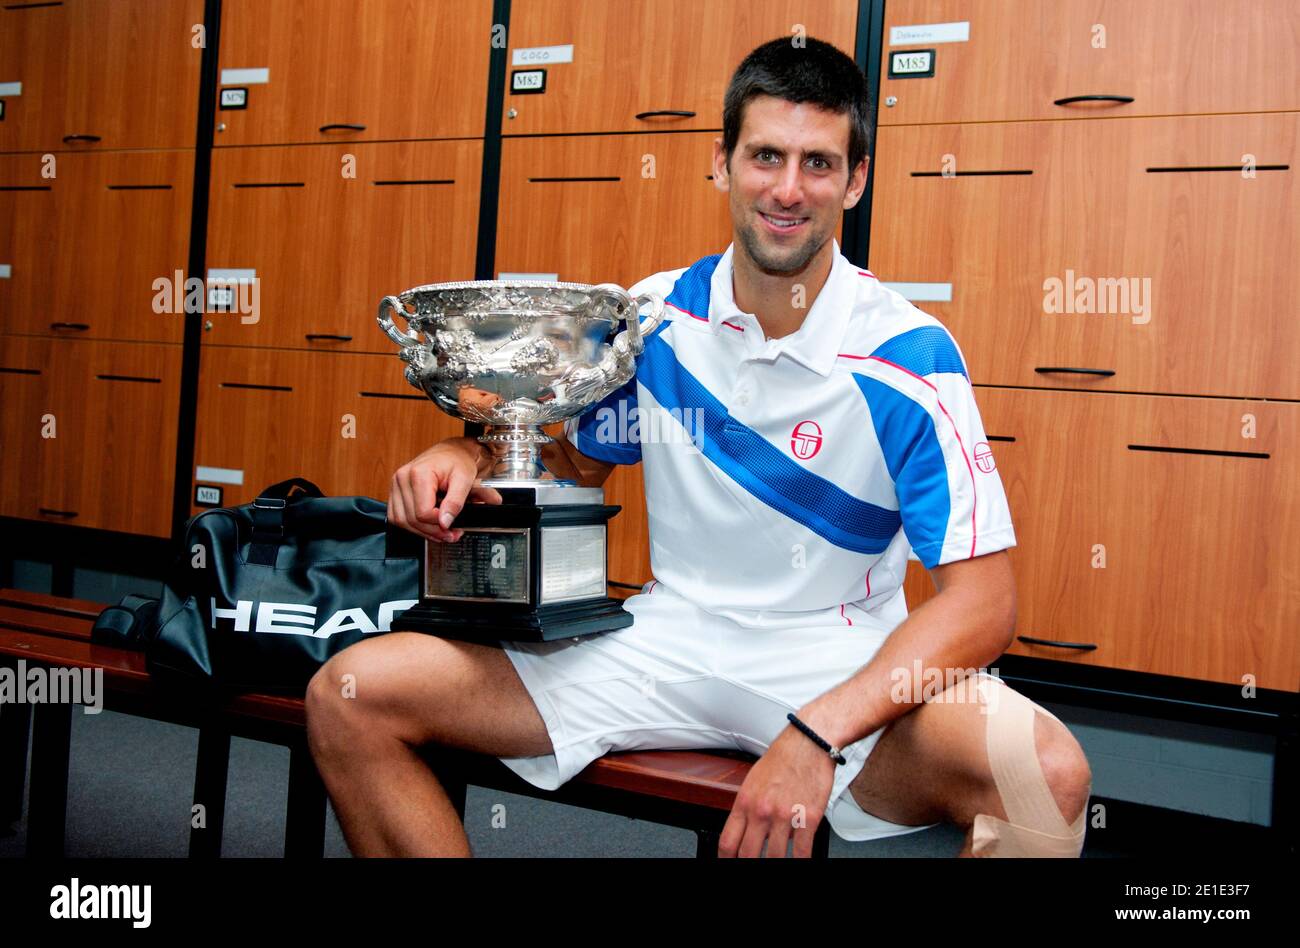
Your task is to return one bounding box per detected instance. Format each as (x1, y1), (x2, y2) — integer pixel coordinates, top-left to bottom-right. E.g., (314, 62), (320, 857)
(388, 477), (409, 531)
(717, 810), (746, 858)
(765, 817), (792, 859)
(468, 483), (503, 505)
(439, 465), (474, 528)
(736, 817), (770, 859)
(407, 467), (455, 541)
(791, 811), (822, 858)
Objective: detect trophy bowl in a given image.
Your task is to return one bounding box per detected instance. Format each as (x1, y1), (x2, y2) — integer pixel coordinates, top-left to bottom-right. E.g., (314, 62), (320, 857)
(378, 280), (664, 482)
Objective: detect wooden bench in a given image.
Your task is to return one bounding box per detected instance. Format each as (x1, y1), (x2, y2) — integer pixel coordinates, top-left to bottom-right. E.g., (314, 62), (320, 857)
(0, 589), (831, 858)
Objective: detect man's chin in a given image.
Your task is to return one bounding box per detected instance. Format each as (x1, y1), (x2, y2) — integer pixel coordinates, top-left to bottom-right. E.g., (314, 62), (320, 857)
(742, 233), (824, 276)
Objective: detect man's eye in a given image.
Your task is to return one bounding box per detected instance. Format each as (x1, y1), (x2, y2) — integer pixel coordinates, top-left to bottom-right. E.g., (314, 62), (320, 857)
(808, 157), (830, 170)
(756, 150), (778, 163)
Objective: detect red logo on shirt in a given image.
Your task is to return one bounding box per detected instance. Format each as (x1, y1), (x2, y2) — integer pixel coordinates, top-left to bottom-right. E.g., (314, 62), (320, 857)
(791, 420), (823, 460)
(974, 441), (996, 473)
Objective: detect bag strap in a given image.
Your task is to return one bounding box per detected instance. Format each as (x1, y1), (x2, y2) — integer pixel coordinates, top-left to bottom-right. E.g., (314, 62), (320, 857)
(247, 478), (325, 567)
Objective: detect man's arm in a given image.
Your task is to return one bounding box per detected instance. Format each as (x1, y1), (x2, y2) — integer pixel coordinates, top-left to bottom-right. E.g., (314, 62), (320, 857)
(542, 428), (617, 488)
(796, 549), (1016, 750)
(717, 550), (1016, 857)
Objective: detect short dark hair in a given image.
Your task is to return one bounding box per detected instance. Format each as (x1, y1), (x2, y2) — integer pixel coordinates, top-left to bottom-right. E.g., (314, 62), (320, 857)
(722, 36), (873, 173)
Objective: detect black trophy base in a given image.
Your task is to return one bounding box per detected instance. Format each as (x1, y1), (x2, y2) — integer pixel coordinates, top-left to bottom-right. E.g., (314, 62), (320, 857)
(390, 595), (634, 645)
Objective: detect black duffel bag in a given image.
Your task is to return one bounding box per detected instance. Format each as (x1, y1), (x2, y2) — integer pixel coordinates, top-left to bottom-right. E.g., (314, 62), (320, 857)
(92, 477), (423, 694)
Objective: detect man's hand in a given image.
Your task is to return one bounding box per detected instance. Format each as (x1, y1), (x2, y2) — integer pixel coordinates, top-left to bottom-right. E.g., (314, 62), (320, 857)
(389, 437), (502, 543)
(718, 725), (838, 858)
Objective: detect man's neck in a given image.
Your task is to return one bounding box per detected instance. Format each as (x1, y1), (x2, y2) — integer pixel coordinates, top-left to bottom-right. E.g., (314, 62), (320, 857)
(731, 240), (835, 341)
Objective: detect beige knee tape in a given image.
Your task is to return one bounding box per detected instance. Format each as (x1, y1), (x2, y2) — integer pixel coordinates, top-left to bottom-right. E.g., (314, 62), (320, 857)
(970, 676), (1089, 857)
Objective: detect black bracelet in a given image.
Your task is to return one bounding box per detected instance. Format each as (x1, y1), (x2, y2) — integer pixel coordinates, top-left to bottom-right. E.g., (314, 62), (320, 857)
(786, 713), (847, 765)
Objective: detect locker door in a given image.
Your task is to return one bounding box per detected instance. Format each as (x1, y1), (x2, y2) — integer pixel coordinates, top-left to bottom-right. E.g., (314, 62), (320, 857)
(504, 0), (857, 135)
(879, 0), (1300, 126)
(496, 132), (730, 287)
(0, 335), (55, 520)
(204, 140), (481, 353)
(76, 341), (182, 537)
(978, 386), (1300, 691)
(215, 0), (492, 146)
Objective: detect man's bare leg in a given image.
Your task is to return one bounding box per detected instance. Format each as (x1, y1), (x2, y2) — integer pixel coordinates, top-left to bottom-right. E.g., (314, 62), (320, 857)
(305, 632), (552, 857)
(847, 678), (1092, 857)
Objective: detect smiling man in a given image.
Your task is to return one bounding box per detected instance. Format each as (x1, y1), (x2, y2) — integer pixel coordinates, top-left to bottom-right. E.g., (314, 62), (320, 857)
(306, 37), (1093, 858)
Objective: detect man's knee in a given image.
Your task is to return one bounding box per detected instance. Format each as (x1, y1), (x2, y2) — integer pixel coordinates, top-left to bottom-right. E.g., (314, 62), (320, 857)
(305, 634), (429, 756)
(971, 677), (1092, 857)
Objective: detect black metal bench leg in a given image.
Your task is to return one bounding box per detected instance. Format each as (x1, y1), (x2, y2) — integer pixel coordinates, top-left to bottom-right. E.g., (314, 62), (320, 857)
(27, 701), (72, 857)
(189, 725), (230, 858)
(285, 738), (326, 858)
(0, 699), (32, 832)
(812, 819), (831, 858)
(695, 827), (720, 858)
(1275, 704), (1298, 856)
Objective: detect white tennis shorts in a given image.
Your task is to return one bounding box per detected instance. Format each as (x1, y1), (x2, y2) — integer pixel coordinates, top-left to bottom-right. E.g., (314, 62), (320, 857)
(497, 581), (940, 842)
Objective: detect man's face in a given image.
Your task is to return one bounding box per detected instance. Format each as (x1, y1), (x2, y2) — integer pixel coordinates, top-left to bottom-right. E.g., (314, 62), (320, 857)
(714, 94), (868, 276)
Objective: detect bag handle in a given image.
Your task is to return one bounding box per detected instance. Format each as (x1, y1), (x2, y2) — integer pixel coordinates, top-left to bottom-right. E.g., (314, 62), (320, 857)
(257, 477), (325, 502)
(247, 478), (326, 566)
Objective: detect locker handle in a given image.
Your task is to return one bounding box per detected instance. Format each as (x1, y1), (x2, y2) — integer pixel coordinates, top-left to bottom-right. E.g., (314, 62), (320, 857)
(634, 110), (696, 121)
(61, 134), (102, 143)
(305, 333), (353, 342)
(1052, 94), (1134, 107)
(1034, 366), (1115, 377)
(38, 508), (78, 519)
(319, 123), (366, 133)
(1016, 635), (1097, 651)
(50, 322), (90, 331)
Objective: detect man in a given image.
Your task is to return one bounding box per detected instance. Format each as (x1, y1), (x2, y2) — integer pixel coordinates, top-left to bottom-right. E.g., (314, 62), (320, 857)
(306, 37), (1092, 858)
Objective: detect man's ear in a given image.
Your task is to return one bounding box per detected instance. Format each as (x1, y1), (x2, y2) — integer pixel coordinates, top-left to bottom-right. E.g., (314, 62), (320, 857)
(712, 137), (731, 193)
(842, 157), (869, 210)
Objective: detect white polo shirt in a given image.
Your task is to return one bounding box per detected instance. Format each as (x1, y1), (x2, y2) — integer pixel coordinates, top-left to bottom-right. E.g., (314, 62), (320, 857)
(565, 241), (1016, 629)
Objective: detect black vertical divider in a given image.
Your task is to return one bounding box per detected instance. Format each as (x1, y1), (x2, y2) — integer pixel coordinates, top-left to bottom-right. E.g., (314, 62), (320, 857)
(171, 0), (222, 543)
(842, 0), (885, 269)
(170, 0), (222, 543)
(465, 0), (511, 441)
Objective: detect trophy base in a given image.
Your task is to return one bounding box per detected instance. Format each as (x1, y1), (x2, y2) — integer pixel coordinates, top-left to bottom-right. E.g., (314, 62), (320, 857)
(390, 595), (634, 645)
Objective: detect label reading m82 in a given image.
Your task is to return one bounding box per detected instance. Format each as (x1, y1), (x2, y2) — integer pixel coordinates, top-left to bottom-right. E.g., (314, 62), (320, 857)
(511, 69), (546, 94)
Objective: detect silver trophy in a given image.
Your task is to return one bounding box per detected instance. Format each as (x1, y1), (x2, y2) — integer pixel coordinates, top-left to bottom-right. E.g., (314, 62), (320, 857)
(377, 280), (664, 643)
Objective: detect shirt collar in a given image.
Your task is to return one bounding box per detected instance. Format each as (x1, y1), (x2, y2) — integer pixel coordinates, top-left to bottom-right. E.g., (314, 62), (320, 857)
(708, 239), (856, 377)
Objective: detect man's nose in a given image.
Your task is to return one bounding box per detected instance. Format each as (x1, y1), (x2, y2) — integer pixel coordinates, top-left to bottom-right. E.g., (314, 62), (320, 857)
(770, 162), (804, 208)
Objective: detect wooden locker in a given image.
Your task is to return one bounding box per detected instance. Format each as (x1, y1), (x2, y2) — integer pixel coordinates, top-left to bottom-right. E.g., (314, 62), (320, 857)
(495, 132), (731, 287)
(879, 0), (1300, 126)
(0, 153), (59, 337)
(976, 386), (1299, 691)
(0, 150), (193, 343)
(193, 346), (321, 510)
(0, 335), (54, 521)
(203, 139), (481, 353)
(0, 0), (71, 153)
(0, 0), (203, 152)
(503, 0), (858, 135)
(601, 463), (653, 594)
(215, 0), (492, 146)
(868, 112), (1299, 400)
(74, 341), (181, 537)
(313, 348), (465, 503)
(30, 335), (88, 529)
(193, 346), (461, 513)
